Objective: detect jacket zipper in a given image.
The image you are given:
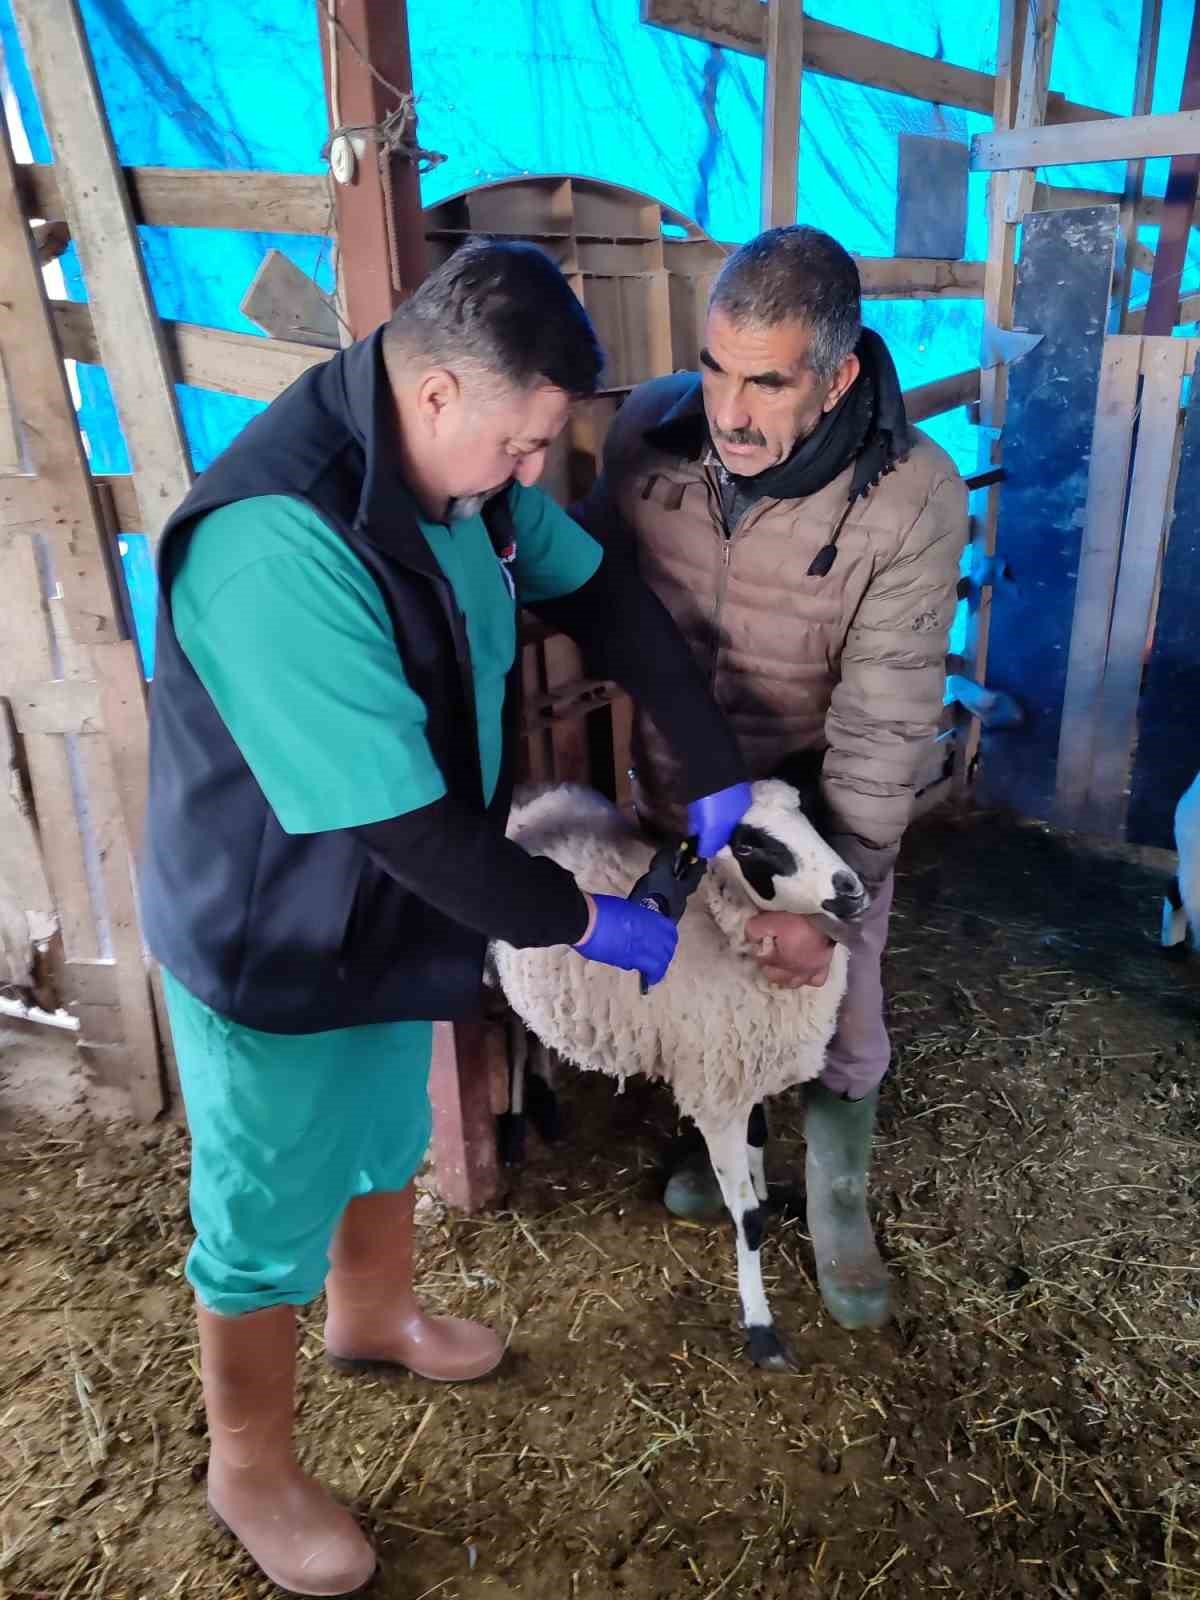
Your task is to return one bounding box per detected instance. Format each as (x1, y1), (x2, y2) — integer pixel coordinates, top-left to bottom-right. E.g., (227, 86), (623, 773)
(702, 469), (750, 692)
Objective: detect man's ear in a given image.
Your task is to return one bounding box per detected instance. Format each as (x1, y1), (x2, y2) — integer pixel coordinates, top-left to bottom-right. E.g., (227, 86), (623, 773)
(822, 351), (860, 414)
(415, 367), (461, 432)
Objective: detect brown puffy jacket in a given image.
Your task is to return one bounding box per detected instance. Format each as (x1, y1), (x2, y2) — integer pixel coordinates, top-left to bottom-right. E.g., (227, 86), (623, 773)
(576, 372), (968, 886)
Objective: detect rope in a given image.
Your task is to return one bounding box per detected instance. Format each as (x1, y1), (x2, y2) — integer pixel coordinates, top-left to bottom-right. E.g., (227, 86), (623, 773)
(316, 0), (446, 304)
(320, 102), (446, 176)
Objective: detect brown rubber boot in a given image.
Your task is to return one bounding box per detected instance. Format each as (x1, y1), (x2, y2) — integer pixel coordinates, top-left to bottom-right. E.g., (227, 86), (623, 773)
(197, 1301), (376, 1596)
(324, 1185), (503, 1382)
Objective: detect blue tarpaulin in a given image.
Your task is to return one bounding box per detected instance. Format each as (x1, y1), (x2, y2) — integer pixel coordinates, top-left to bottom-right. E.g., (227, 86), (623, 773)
(1, 0), (1193, 675)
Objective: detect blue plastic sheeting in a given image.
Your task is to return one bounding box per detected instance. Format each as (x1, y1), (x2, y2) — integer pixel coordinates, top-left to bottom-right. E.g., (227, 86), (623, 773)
(1, 0), (1193, 675)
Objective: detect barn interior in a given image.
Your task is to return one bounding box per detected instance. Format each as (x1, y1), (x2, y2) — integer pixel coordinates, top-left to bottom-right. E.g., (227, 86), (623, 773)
(1, 1), (1199, 1596)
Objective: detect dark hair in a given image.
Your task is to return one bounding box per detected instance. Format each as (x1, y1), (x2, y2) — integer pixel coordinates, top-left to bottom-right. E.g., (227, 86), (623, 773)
(383, 238), (603, 398)
(709, 226), (862, 381)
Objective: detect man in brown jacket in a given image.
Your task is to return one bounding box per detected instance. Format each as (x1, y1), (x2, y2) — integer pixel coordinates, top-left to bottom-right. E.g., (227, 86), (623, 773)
(577, 226), (967, 1332)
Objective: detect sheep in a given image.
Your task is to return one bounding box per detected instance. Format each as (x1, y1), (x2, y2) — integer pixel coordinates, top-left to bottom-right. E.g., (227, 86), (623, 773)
(1163, 770), (1200, 960)
(492, 778), (869, 1369)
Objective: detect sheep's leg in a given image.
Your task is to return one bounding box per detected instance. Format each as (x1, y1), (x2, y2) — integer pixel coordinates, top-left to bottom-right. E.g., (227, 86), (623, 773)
(747, 1102), (769, 1203)
(696, 1115), (795, 1372)
(497, 1015), (528, 1166)
(1163, 877), (1190, 959)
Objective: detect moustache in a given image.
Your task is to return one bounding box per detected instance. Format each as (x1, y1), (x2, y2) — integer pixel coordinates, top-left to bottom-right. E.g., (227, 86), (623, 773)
(713, 428), (767, 449)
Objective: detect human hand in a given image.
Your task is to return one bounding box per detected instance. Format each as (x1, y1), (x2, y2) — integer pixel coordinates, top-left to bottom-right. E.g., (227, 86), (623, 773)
(687, 780), (753, 859)
(745, 910), (835, 989)
(575, 893), (679, 988)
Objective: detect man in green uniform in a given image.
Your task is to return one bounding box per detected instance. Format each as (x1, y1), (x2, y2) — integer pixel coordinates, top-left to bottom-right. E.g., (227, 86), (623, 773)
(143, 239), (750, 1594)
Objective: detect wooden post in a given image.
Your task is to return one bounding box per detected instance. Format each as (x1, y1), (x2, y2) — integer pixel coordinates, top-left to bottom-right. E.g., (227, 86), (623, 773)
(11, 0), (193, 547)
(1143, 1), (1200, 335)
(1117, 0), (1164, 329)
(1003, 0), (1060, 226)
(954, 0), (1058, 793)
(1127, 347), (1200, 844)
(1085, 337), (1187, 834)
(428, 1022), (501, 1213)
(319, 0), (497, 1208)
(1052, 335), (1143, 826)
(318, 0), (428, 334)
(761, 0), (804, 229)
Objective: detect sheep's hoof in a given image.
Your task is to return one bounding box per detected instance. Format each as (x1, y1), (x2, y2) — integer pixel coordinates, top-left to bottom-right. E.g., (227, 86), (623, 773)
(746, 1325), (797, 1372)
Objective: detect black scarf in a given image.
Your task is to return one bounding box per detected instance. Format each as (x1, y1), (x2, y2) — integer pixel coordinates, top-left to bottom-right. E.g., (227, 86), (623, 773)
(714, 328), (911, 574)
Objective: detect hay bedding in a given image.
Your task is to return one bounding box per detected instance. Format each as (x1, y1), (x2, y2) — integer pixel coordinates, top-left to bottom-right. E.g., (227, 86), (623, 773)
(1, 808), (1198, 1600)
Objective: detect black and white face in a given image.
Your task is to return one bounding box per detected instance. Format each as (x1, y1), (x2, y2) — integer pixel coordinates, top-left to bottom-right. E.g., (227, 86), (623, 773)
(717, 781), (869, 922)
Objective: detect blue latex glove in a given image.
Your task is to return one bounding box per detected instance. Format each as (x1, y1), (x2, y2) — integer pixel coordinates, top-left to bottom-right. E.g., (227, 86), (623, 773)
(687, 780), (753, 860)
(575, 894), (679, 989)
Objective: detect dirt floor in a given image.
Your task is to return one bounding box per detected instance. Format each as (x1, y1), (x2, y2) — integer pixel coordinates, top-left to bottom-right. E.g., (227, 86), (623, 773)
(1, 805), (1199, 1600)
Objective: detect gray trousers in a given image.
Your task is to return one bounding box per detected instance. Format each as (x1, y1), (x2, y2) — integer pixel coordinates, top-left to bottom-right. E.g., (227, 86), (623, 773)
(819, 872), (894, 1100)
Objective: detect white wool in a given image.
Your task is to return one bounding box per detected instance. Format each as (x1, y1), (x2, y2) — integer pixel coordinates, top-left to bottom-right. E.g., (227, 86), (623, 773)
(492, 781), (856, 1128)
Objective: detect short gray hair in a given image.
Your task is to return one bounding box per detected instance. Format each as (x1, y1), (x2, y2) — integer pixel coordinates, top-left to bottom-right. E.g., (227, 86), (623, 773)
(383, 237), (603, 398)
(709, 226), (862, 381)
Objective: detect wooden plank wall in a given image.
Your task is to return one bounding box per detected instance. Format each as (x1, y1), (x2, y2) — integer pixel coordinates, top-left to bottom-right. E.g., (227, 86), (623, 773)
(1127, 350), (1200, 847)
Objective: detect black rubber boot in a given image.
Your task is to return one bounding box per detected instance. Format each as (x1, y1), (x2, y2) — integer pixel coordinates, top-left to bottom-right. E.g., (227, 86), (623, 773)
(663, 1131), (725, 1222)
(804, 1082), (892, 1330)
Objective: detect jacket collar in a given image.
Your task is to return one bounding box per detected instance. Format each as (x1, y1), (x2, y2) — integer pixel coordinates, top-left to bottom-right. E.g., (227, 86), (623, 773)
(333, 327), (518, 576)
(321, 329), (447, 582)
(643, 374), (710, 461)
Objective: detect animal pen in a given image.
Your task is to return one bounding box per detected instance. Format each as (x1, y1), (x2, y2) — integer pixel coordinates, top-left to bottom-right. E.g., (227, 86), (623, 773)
(1, 2), (1199, 1598)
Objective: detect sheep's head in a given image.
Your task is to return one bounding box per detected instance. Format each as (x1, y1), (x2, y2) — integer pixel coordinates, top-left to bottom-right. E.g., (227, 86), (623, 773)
(708, 779), (869, 924)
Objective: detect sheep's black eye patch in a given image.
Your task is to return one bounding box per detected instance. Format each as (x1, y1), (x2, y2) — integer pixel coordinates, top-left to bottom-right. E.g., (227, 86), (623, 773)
(729, 825), (797, 902)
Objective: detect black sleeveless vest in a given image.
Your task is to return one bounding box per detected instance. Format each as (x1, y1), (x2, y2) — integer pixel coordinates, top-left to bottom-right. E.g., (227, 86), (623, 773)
(141, 330), (518, 1032)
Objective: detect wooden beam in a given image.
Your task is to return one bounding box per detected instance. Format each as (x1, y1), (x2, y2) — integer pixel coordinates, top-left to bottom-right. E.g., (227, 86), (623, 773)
(1034, 181), (1193, 230)
(89, 364), (979, 534)
(903, 367), (981, 423)
(17, 162), (329, 235)
(1126, 349), (1200, 845)
(241, 248), (340, 348)
(9, 676), (103, 736)
(428, 1020), (500, 1211)
(1086, 337), (1187, 834)
(856, 256), (984, 297)
(1130, 240), (1158, 277)
(28, 152), (1178, 256)
(1053, 335), (1143, 826)
(1125, 290), (1200, 331)
(45, 258), (984, 420)
(319, 0), (427, 335)
(1116, 0), (1164, 329)
(639, 0), (1108, 122)
(318, 0), (494, 1209)
(954, 0), (1038, 793)
(0, 147), (121, 648)
(1004, 0), (1059, 223)
(49, 297), (328, 402)
(0, 351), (20, 473)
(973, 109), (1200, 171)
(761, 0), (803, 228)
(1143, 2), (1200, 336)
(11, 0), (193, 546)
